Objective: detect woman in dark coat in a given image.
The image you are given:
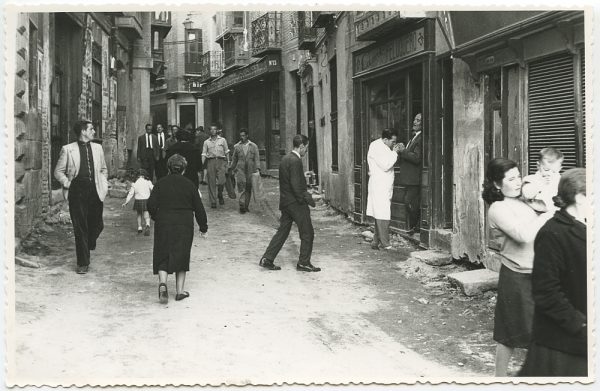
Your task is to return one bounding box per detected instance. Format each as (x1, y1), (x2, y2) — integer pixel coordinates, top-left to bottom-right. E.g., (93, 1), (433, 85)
(166, 129), (202, 187)
(147, 154), (208, 303)
(520, 168), (588, 376)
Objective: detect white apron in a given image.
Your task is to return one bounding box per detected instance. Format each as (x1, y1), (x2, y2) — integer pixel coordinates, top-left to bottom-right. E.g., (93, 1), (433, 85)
(366, 138), (398, 220)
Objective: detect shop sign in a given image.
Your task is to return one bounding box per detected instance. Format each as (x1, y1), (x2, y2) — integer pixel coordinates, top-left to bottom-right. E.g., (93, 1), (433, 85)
(354, 27), (425, 75)
(201, 54), (282, 96)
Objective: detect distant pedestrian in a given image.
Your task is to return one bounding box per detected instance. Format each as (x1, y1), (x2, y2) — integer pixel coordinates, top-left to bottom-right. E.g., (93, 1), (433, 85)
(202, 124), (229, 208)
(230, 128), (260, 213)
(520, 168), (588, 377)
(166, 129), (202, 188)
(137, 124), (159, 182)
(366, 128), (401, 250)
(155, 124), (168, 180)
(165, 125), (178, 151)
(482, 157), (554, 376)
(259, 134), (321, 272)
(54, 120), (109, 274)
(121, 168), (154, 235)
(194, 126), (209, 185)
(147, 154), (208, 304)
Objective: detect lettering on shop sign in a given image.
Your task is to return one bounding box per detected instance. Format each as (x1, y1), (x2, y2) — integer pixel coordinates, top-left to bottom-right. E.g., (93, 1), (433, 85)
(202, 54), (282, 96)
(353, 27), (425, 75)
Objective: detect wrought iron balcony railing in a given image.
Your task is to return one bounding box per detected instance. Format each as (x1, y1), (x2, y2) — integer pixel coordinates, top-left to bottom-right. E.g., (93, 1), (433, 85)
(222, 34), (250, 71)
(184, 51), (203, 75)
(354, 11), (426, 41)
(199, 51), (223, 82)
(152, 48), (164, 62)
(311, 11), (336, 28)
(297, 11), (317, 51)
(251, 11), (282, 57)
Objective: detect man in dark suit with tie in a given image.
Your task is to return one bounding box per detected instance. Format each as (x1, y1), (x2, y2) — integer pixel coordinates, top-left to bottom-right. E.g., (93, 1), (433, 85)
(259, 134), (321, 272)
(155, 123), (168, 180)
(137, 123), (160, 181)
(397, 113), (423, 235)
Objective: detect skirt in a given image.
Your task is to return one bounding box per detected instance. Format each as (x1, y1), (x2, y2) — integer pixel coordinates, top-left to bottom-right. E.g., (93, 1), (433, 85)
(519, 343), (588, 377)
(133, 199), (148, 212)
(493, 264), (534, 348)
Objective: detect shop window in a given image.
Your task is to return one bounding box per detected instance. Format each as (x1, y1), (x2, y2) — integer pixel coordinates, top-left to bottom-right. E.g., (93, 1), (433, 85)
(329, 57), (338, 172)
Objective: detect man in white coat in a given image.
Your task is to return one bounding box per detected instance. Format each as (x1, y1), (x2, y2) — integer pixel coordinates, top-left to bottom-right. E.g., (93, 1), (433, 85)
(366, 129), (401, 250)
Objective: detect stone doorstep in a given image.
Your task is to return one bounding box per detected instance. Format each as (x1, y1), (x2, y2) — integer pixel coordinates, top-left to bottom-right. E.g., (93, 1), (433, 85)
(447, 269), (499, 297)
(410, 249), (453, 266)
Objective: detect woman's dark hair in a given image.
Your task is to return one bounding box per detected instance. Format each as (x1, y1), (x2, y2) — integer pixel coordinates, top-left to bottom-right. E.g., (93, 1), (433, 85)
(553, 168), (586, 208)
(482, 158), (518, 205)
(167, 154), (187, 175)
(176, 129), (191, 142)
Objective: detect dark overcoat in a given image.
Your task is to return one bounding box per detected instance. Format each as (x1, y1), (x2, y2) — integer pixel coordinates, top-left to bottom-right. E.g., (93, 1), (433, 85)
(147, 174), (207, 274)
(166, 141), (202, 187)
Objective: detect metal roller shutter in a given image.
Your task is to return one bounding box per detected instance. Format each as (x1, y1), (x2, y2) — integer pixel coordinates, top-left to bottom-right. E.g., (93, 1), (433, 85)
(581, 48), (586, 166)
(528, 52), (576, 173)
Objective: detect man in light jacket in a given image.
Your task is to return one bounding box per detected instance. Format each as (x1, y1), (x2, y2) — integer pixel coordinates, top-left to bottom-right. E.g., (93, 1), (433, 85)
(54, 120), (108, 274)
(366, 128), (401, 250)
(230, 128), (260, 214)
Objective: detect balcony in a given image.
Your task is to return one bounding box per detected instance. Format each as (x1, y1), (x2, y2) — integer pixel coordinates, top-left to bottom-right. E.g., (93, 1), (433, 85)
(222, 34), (250, 72)
(297, 11), (317, 51)
(215, 11), (246, 43)
(354, 11), (426, 41)
(199, 51), (223, 82)
(151, 11), (172, 38)
(115, 15), (143, 39)
(311, 11), (336, 28)
(184, 51), (203, 75)
(251, 12), (282, 57)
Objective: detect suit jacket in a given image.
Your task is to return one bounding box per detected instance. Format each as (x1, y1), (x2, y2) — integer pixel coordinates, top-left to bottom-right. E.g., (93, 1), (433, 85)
(398, 132), (422, 186)
(137, 133), (160, 161)
(278, 152), (313, 210)
(53, 141), (109, 201)
(155, 132), (168, 159)
(166, 141), (202, 187)
(231, 141), (260, 181)
(531, 209), (587, 356)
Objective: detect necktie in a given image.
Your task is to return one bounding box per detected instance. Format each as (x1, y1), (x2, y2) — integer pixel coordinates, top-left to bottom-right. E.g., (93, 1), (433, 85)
(159, 133), (163, 148)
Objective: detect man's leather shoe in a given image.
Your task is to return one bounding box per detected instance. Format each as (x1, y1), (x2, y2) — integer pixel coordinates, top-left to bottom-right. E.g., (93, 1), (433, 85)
(297, 262), (321, 272)
(218, 197), (225, 205)
(76, 265), (89, 274)
(239, 206), (246, 214)
(259, 258), (281, 270)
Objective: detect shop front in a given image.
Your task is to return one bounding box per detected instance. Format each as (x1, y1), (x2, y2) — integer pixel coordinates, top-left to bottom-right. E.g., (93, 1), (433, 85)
(352, 19), (437, 246)
(200, 53), (283, 171)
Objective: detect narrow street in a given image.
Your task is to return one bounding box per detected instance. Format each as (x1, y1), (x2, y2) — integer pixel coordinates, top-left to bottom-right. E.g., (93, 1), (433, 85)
(14, 178), (515, 385)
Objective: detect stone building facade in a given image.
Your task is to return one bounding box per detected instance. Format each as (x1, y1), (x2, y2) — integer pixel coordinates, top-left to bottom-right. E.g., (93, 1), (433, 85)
(14, 12), (162, 239)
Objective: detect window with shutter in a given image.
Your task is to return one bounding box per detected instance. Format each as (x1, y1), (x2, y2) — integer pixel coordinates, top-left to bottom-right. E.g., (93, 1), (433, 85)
(528, 52), (576, 173)
(580, 48), (586, 166)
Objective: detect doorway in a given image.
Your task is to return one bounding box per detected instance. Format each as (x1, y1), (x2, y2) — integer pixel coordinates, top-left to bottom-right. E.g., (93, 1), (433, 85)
(306, 88), (317, 184)
(179, 104), (196, 130)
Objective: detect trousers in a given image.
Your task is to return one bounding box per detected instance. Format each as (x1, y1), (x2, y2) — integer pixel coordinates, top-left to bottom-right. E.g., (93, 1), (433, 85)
(373, 219), (390, 247)
(404, 185), (421, 230)
(68, 178), (104, 266)
(236, 174), (253, 210)
(263, 202), (314, 264)
(205, 158), (226, 206)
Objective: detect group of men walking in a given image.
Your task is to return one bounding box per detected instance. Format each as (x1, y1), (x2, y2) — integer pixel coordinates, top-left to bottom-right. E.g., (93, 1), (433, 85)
(55, 119), (321, 275)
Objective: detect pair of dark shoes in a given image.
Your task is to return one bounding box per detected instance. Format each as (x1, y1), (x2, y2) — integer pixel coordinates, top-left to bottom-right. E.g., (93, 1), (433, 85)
(158, 283), (190, 303)
(296, 262), (321, 272)
(76, 265), (89, 274)
(259, 258), (281, 270)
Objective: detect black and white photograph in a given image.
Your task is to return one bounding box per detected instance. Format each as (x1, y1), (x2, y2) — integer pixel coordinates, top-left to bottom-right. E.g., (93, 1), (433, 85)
(0, 0), (596, 387)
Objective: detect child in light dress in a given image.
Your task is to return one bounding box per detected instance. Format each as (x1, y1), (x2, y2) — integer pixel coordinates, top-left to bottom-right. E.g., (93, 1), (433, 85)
(521, 147), (563, 213)
(122, 169), (154, 235)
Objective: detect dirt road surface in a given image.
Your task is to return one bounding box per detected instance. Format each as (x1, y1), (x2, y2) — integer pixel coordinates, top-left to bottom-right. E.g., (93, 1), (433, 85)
(11, 178), (513, 386)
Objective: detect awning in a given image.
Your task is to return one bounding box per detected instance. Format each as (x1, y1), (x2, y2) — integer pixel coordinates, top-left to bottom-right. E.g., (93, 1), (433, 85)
(199, 53), (282, 97)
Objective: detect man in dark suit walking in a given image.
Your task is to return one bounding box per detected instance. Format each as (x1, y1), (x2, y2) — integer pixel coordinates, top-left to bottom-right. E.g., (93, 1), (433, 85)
(137, 123), (160, 181)
(397, 113), (423, 235)
(259, 134), (321, 272)
(155, 123), (168, 180)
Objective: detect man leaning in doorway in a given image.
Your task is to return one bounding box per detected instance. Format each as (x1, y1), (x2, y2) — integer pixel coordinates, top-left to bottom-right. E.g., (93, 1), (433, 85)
(155, 123), (168, 180)
(259, 134), (321, 272)
(230, 128), (260, 214)
(137, 124), (160, 182)
(54, 120), (108, 274)
(202, 123), (229, 208)
(397, 113), (423, 235)
(366, 128), (401, 250)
